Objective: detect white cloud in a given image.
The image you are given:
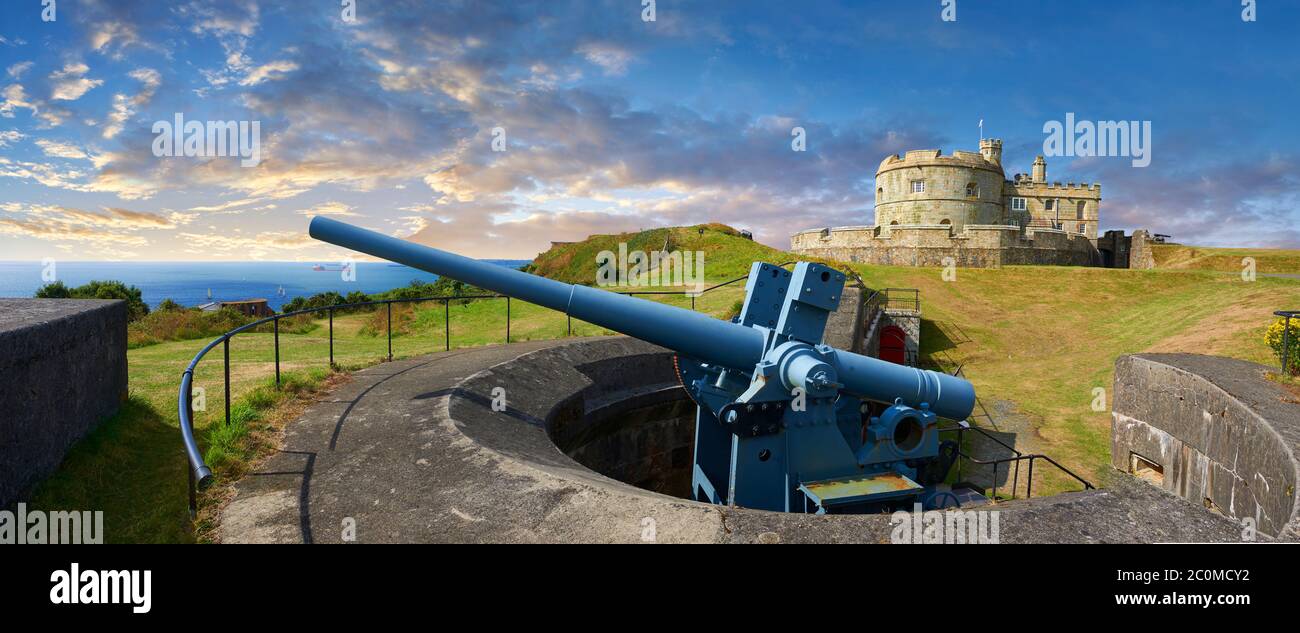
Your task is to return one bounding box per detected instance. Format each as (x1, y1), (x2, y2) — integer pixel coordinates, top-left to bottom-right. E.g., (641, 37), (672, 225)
(103, 68), (161, 139)
(0, 84), (35, 118)
(35, 139), (92, 161)
(49, 63), (103, 101)
(0, 130), (23, 147)
(577, 42), (634, 75)
(297, 201), (362, 217)
(6, 62), (33, 79)
(238, 60), (298, 86)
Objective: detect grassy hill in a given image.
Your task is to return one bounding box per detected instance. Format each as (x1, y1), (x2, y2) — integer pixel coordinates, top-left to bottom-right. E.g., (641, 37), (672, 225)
(1151, 243), (1300, 274)
(25, 224), (1300, 540)
(528, 223), (793, 284)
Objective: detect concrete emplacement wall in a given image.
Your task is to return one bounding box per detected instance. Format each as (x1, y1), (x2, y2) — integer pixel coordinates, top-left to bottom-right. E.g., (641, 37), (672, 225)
(0, 299), (128, 508)
(1111, 354), (1300, 538)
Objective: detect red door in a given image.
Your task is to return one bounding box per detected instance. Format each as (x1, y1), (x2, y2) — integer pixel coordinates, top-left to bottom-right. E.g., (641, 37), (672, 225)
(880, 326), (907, 365)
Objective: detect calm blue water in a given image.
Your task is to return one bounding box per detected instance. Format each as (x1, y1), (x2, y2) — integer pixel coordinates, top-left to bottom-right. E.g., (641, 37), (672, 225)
(0, 260), (530, 310)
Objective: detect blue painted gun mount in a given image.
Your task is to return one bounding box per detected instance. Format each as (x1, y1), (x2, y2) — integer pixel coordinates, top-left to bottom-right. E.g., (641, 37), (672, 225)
(309, 216), (976, 513)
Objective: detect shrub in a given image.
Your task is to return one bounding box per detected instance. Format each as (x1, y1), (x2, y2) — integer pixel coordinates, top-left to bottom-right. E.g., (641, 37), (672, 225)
(127, 307), (253, 348)
(36, 279), (150, 321)
(358, 302), (416, 337)
(1265, 317), (1300, 375)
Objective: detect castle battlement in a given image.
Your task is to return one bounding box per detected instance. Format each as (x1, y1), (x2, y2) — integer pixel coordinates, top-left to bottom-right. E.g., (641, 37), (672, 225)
(795, 137), (1105, 268)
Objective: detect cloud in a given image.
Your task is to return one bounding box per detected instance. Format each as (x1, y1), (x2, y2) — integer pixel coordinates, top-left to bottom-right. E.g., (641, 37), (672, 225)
(238, 60), (298, 86)
(0, 130), (23, 147)
(0, 84), (36, 118)
(35, 139), (93, 160)
(179, 230), (316, 259)
(6, 62), (33, 79)
(102, 67), (161, 139)
(297, 201), (362, 217)
(49, 63), (104, 101)
(0, 203), (195, 249)
(577, 42), (634, 75)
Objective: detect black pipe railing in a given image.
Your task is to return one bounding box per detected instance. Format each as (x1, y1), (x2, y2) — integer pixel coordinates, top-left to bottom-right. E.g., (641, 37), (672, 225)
(1274, 310), (1300, 375)
(938, 422), (1094, 500)
(176, 269), (790, 518)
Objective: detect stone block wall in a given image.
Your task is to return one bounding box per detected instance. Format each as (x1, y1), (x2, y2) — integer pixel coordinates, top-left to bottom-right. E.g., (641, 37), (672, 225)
(1111, 354), (1300, 538)
(790, 225), (1099, 268)
(0, 299), (128, 508)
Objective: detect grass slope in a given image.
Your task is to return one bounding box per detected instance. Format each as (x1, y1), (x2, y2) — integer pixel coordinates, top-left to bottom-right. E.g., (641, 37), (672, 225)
(1152, 243), (1300, 274)
(24, 225), (1300, 539)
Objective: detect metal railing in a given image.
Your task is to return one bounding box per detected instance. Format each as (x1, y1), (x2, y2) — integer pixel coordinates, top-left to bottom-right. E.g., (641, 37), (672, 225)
(882, 287), (921, 313)
(176, 267), (801, 518)
(1274, 310), (1300, 375)
(939, 422), (1094, 501)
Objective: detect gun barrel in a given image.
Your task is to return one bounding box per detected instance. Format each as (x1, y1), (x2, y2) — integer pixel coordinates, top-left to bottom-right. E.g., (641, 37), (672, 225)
(309, 216), (766, 370)
(308, 217), (974, 421)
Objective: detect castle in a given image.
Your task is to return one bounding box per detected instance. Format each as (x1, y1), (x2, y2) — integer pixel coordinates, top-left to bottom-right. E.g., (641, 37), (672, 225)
(791, 139), (1150, 268)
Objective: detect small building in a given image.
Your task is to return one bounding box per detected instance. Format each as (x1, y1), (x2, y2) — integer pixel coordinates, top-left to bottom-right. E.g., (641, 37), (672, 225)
(198, 298), (274, 318)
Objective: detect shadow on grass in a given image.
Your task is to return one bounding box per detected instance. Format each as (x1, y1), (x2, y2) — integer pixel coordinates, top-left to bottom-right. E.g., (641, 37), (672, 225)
(26, 395), (194, 544)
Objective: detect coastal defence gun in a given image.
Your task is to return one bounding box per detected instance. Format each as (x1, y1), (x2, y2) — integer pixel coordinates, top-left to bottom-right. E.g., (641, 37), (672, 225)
(309, 217), (976, 513)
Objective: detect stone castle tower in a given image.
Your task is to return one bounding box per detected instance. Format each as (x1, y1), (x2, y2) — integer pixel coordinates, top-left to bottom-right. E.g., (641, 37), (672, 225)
(872, 139), (1100, 239)
(791, 138), (1112, 268)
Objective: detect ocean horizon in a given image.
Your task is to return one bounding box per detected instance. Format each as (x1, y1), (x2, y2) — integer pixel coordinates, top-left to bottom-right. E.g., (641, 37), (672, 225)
(0, 260), (531, 311)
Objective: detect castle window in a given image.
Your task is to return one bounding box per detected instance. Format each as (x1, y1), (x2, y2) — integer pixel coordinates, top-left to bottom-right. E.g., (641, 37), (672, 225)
(1077, 223), (1086, 234)
(911, 180), (925, 193)
(1076, 200), (1086, 219)
(940, 219), (951, 225)
(1044, 199), (1055, 211)
(876, 187), (883, 200)
(965, 182), (979, 197)
(1011, 197), (1026, 211)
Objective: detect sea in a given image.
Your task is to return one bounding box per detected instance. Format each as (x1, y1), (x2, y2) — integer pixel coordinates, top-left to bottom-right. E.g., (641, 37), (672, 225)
(0, 260), (531, 311)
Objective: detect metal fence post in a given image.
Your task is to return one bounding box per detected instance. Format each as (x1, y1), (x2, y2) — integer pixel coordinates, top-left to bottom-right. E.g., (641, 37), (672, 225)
(186, 380), (196, 517)
(1284, 315), (1293, 375)
(567, 314), (572, 337)
(387, 302), (393, 361)
(506, 297), (511, 343)
(444, 299), (450, 351)
(273, 316), (281, 388)
(329, 307), (334, 368)
(223, 337), (231, 426)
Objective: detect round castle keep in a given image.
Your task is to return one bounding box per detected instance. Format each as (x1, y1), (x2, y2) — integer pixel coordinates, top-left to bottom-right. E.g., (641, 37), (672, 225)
(874, 140), (1006, 233)
(792, 138), (1117, 268)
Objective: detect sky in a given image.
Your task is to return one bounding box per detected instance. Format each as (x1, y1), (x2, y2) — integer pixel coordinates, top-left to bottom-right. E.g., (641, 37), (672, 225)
(0, 0), (1297, 261)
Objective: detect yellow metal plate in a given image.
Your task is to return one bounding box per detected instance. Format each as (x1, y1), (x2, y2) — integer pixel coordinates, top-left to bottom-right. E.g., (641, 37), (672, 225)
(800, 472), (922, 505)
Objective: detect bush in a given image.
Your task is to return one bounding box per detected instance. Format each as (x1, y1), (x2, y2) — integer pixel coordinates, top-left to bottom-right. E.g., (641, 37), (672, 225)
(156, 298), (183, 311)
(1265, 317), (1300, 375)
(127, 307), (253, 348)
(358, 302), (416, 337)
(36, 279), (150, 321)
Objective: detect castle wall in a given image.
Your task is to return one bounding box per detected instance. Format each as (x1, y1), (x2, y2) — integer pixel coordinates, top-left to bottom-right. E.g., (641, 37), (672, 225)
(791, 225), (1098, 268)
(875, 150), (1005, 232)
(1005, 180), (1101, 240)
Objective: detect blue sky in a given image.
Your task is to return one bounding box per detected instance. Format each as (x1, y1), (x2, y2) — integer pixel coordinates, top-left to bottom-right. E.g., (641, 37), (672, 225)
(1, 0), (1297, 260)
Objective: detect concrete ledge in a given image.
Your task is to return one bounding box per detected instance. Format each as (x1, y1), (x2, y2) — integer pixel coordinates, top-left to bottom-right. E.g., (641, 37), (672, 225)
(1111, 354), (1300, 537)
(0, 299), (128, 507)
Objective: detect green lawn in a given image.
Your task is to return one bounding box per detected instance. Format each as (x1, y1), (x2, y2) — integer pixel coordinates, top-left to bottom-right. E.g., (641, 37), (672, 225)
(25, 230), (1300, 540)
(25, 287), (746, 543)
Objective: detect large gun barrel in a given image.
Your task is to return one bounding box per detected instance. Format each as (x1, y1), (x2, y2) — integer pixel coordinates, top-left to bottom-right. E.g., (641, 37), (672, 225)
(308, 216), (974, 421)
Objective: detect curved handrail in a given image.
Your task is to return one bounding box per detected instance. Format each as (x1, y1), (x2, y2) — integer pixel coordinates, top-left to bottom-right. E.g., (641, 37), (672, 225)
(177, 277), (757, 519)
